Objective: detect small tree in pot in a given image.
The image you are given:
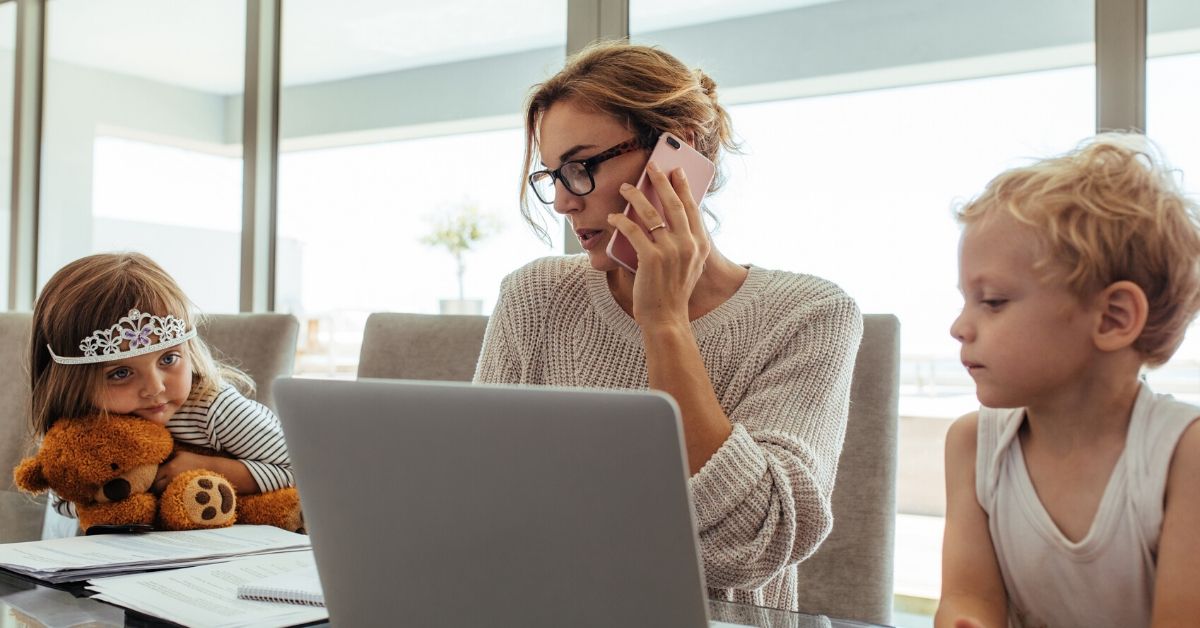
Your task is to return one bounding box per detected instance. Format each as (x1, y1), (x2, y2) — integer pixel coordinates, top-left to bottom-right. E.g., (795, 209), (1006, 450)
(420, 201), (501, 313)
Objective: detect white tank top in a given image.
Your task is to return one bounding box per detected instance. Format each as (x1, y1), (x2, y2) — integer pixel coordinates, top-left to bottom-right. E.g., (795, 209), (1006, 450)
(976, 383), (1198, 628)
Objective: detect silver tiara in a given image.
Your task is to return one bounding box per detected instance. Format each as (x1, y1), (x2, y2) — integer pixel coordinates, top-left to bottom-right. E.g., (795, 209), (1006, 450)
(47, 308), (197, 365)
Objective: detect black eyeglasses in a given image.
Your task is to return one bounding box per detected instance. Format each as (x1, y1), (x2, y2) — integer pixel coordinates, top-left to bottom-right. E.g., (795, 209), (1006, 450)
(528, 138), (646, 204)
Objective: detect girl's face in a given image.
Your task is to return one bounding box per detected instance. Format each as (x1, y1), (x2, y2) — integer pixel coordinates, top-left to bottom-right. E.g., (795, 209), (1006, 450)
(537, 100), (649, 271)
(91, 345), (193, 426)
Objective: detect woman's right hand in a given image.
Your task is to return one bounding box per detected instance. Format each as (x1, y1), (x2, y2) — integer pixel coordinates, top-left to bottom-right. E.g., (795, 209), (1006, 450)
(608, 163), (710, 331)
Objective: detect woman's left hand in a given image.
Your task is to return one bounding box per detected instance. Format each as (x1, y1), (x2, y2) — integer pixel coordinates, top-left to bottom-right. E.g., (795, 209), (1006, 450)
(608, 162), (711, 329)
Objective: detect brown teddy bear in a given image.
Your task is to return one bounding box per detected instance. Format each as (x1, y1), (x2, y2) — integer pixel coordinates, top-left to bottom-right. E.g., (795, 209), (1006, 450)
(13, 414), (303, 534)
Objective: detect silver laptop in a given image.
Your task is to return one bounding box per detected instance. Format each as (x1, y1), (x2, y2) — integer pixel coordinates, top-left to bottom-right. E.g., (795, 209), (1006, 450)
(274, 377), (710, 628)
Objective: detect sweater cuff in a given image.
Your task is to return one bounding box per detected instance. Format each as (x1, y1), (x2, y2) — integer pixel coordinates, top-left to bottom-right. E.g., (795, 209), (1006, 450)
(687, 423), (769, 531)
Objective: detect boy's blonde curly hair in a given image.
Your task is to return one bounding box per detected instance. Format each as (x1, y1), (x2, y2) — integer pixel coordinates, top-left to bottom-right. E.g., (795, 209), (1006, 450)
(957, 133), (1200, 367)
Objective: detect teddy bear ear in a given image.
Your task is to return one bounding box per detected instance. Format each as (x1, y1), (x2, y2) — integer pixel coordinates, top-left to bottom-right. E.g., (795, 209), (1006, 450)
(13, 457), (49, 494)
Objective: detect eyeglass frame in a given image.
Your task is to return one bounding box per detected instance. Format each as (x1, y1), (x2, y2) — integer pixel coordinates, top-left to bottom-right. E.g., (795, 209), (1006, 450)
(528, 137), (649, 204)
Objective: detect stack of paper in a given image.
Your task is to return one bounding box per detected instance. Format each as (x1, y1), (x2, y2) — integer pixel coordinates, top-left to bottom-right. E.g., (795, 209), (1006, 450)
(0, 526), (310, 583)
(86, 551), (328, 628)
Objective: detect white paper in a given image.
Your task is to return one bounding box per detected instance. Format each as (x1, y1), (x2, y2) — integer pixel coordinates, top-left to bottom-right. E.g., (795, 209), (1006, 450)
(0, 526), (310, 583)
(86, 551), (327, 628)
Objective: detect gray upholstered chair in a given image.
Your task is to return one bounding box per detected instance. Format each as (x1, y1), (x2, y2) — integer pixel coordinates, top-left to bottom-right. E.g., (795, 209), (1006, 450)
(794, 313), (900, 625)
(198, 313), (300, 413)
(0, 312), (45, 543)
(356, 312), (488, 381)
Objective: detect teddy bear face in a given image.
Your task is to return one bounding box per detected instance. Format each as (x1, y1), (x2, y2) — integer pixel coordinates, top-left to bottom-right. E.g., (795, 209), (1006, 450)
(18, 414), (174, 505)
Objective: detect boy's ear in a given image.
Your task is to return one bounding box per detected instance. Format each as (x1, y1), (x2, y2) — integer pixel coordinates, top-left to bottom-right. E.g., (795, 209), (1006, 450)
(1093, 280), (1149, 352)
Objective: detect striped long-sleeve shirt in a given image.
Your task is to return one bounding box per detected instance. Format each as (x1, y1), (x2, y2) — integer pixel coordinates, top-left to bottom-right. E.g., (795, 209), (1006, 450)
(167, 384), (294, 492)
(53, 384), (294, 518)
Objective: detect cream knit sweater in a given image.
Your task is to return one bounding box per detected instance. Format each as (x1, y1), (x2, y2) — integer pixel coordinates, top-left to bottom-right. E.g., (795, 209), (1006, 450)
(474, 255), (862, 611)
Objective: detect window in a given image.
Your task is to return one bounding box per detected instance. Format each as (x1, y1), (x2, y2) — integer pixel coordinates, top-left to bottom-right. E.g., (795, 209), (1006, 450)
(632, 1), (1095, 619)
(1146, 1), (1200, 401)
(91, 137), (242, 312)
(277, 0), (566, 377)
(39, 0), (244, 307)
(0, 1), (15, 302)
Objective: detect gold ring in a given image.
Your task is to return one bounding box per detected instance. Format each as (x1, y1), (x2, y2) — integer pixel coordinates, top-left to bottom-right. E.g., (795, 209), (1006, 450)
(648, 222), (668, 233)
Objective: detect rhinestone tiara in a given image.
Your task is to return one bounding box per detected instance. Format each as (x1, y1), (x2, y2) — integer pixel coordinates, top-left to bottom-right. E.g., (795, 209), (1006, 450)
(47, 308), (197, 365)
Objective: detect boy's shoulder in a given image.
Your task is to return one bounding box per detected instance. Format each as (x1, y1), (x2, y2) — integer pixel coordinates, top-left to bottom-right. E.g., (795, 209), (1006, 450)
(1169, 419), (1200, 485)
(945, 411), (981, 459)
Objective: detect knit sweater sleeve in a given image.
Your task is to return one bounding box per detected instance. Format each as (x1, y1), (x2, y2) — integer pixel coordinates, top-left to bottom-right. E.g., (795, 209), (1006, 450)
(474, 273), (524, 384)
(474, 257), (563, 384)
(688, 288), (862, 590)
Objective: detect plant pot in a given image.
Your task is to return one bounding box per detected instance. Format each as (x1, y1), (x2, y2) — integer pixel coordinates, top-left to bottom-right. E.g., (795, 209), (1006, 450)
(439, 298), (483, 315)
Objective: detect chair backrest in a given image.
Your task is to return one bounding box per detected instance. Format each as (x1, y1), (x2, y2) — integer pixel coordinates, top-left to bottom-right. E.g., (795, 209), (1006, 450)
(0, 312), (45, 543)
(356, 313), (488, 381)
(197, 313), (299, 413)
(794, 314), (900, 625)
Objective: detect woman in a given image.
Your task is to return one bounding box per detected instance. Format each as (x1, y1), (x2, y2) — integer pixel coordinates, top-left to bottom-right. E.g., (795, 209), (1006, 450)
(475, 41), (862, 611)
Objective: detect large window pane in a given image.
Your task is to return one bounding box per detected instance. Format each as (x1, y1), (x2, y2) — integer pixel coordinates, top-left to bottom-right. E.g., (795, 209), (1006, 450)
(39, 0), (244, 312)
(633, 0), (1094, 618)
(0, 1), (14, 305)
(633, 2), (1096, 416)
(1147, 1), (1200, 401)
(278, 1), (565, 377)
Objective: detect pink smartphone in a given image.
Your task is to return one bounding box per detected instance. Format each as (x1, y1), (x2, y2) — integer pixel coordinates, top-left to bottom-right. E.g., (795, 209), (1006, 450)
(606, 131), (716, 273)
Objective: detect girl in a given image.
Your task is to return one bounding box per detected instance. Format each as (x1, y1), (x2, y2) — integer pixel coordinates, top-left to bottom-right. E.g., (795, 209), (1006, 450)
(29, 252), (299, 530)
(938, 135), (1200, 627)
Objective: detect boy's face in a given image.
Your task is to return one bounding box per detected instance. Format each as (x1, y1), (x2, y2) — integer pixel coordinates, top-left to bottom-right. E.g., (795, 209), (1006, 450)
(91, 345), (194, 426)
(950, 215), (1099, 409)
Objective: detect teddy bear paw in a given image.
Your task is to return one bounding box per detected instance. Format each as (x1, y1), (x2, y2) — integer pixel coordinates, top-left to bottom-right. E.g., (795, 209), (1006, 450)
(182, 475), (236, 525)
(160, 469), (237, 530)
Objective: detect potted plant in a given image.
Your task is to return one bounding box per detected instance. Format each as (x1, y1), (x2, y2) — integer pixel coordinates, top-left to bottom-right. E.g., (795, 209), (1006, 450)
(420, 200), (501, 315)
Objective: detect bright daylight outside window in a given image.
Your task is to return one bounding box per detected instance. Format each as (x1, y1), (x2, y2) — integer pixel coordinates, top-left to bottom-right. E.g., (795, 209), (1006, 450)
(276, 0), (566, 378)
(1145, 44), (1200, 400)
(707, 66), (1094, 612)
(276, 130), (562, 377)
(91, 137), (243, 313)
(714, 67), (1096, 418)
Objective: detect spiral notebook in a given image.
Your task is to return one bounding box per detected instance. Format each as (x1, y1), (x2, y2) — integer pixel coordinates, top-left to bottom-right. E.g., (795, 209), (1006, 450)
(236, 562), (325, 607)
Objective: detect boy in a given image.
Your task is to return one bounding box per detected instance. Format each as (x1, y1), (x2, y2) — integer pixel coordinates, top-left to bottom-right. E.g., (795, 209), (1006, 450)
(938, 134), (1200, 627)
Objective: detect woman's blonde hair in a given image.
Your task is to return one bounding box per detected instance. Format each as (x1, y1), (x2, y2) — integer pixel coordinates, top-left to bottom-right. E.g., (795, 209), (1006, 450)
(957, 133), (1200, 366)
(29, 252), (253, 436)
(519, 40), (738, 241)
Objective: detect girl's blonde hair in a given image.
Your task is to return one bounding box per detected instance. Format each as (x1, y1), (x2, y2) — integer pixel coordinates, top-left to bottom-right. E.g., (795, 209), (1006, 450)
(519, 40), (739, 241)
(30, 252), (253, 435)
(957, 133), (1200, 366)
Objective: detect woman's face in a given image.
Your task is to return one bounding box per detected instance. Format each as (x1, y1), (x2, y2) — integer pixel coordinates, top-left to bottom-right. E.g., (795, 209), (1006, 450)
(537, 100), (649, 271)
